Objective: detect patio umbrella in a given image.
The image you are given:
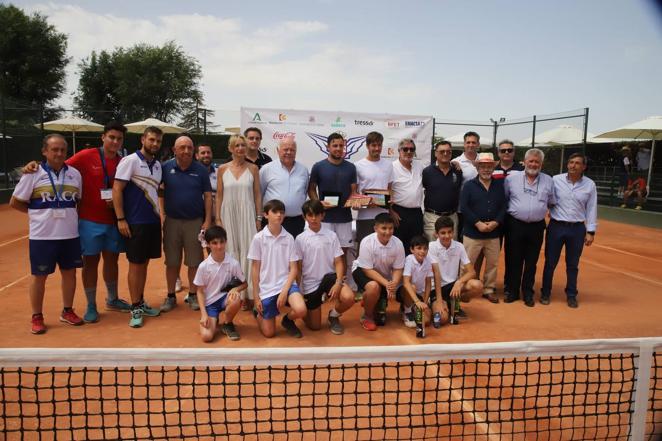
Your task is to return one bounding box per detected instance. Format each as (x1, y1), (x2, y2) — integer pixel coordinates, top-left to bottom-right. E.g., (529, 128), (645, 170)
(125, 118), (187, 134)
(596, 116), (662, 190)
(36, 117), (104, 153)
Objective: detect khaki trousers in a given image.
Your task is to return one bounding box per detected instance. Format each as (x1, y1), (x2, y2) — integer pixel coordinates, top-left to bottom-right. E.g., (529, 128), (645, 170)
(463, 236), (500, 295)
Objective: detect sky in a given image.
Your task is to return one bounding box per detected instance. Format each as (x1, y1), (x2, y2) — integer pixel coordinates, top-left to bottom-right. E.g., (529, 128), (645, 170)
(11, 0), (662, 134)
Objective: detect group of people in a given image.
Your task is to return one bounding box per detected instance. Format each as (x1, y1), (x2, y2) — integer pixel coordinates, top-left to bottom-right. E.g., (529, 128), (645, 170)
(10, 123), (598, 340)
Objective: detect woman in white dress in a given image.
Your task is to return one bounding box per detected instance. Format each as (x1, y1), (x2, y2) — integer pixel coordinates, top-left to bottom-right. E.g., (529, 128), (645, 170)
(216, 135), (262, 310)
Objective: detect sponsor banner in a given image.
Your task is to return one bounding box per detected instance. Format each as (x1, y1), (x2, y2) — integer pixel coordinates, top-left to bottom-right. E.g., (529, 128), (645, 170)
(240, 107), (433, 170)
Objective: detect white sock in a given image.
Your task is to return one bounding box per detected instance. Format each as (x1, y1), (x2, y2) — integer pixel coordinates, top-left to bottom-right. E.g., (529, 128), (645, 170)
(404, 306), (413, 314)
(329, 308), (340, 318)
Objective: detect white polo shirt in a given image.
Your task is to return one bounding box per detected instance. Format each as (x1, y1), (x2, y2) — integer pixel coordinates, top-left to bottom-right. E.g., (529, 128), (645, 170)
(454, 152), (478, 184)
(391, 159), (424, 208)
(428, 239), (470, 286)
(295, 226), (343, 294)
(355, 158), (394, 220)
(193, 253), (245, 306)
(403, 254), (433, 294)
(247, 226), (299, 300)
(352, 232), (405, 279)
(12, 163), (82, 240)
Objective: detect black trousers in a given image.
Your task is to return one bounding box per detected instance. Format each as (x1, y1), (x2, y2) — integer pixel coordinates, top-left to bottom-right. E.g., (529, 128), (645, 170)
(505, 216), (546, 301)
(391, 205), (424, 252)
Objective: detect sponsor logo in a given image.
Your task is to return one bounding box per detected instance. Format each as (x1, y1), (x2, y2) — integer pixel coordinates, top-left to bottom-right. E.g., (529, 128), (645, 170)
(405, 120), (424, 127)
(354, 119), (374, 126)
(252, 113), (261, 122)
(273, 131), (296, 140)
(278, 113), (287, 121)
(331, 117), (345, 128)
(386, 120), (400, 128)
(306, 132), (364, 159)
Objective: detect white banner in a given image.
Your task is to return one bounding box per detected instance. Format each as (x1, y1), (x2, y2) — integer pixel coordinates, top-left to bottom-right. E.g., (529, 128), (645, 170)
(240, 107), (434, 170)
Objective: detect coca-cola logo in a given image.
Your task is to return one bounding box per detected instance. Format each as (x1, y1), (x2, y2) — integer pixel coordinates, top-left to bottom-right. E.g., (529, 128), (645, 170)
(272, 131), (296, 140)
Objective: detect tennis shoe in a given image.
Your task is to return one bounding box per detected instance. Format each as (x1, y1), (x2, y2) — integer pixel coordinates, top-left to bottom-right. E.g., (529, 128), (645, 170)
(106, 298), (131, 312)
(281, 315), (302, 338)
(221, 322), (241, 341)
(175, 277), (183, 292)
(129, 308), (144, 328)
(567, 298), (578, 308)
(328, 313), (344, 335)
(31, 314), (46, 334)
(185, 294), (200, 311)
(160, 296), (177, 313)
(60, 309), (84, 326)
(141, 301), (161, 317)
(360, 315), (377, 331)
(83, 305), (99, 323)
(540, 296), (550, 305)
(402, 312), (416, 328)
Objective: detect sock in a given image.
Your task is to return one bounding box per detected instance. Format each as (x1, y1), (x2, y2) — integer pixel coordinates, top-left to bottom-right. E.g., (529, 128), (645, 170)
(63, 307), (73, 313)
(187, 292), (196, 299)
(84, 287), (97, 308)
(404, 306), (413, 314)
(105, 282), (119, 302)
(32, 313), (43, 319)
(167, 292), (176, 298)
(329, 308), (340, 318)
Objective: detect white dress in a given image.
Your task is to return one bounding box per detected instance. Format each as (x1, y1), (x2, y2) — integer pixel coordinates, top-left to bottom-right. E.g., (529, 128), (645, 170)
(221, 167), (257, 299)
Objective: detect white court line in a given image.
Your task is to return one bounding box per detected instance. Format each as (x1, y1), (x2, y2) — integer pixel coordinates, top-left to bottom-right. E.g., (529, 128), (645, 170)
(0, 274), (30, 292)
(593, 244), (662, 264)
(0, 234), (28, 248)
(583, 258), (662, 287)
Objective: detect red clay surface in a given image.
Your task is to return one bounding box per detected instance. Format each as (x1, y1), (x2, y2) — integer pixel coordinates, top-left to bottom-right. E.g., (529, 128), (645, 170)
(0, 204), (661, 349)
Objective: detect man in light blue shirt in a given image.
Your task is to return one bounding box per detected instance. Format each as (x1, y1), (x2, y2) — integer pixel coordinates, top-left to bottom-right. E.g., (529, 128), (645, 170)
(260, 137), (309, 237)
(503, 148), (555, 307)
(541, 152), (597, 308)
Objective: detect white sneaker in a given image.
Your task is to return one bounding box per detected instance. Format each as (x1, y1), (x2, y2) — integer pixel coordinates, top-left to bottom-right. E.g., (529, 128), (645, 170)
(402, 312), (416, 328)
(175, 277), (183, 292)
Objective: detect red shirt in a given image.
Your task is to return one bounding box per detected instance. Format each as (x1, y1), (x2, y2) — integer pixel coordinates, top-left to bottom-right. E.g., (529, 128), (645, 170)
(66, 147), (121, 224)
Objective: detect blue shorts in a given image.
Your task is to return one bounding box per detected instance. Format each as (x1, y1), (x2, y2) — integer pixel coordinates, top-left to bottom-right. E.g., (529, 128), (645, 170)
(29, 238), (83, 275)
(205, 295), (228, 318)
(79, 220), (126, 255)
(260, 283), (301, 319)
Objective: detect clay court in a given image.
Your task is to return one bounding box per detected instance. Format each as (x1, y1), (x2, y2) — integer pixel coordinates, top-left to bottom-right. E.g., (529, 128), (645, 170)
(0, 205), (661, 440)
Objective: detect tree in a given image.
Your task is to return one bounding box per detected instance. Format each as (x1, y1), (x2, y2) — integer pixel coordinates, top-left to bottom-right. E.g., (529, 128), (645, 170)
(0, 4), (69, 107)
(178, 95), (219, 134)
(75, 42), (204, 123)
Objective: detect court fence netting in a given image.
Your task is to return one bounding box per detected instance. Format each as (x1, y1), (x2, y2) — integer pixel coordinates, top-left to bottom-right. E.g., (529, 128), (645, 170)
(1, 337), (661, 441)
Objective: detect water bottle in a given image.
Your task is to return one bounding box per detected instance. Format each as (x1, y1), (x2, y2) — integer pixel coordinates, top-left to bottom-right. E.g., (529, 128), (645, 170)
(432, 312), (442, 329)
(375, 295), (387, 326)
(415, 306), (425, 338)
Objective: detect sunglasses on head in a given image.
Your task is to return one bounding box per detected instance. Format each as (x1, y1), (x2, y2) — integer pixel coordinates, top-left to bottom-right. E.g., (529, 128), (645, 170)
(499, 148), (514, 153)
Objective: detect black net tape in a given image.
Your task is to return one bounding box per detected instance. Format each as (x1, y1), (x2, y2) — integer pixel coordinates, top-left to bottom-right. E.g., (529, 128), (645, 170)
(1, 352), (658, 440)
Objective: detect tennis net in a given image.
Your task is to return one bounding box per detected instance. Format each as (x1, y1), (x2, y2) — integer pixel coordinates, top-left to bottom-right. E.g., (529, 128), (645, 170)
(1, 338), (661, 440)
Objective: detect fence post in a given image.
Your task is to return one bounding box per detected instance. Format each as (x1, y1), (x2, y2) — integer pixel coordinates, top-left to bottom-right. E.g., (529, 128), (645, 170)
(582, 107), (589, 155)
(629, 341), (654, 441)
(1, 94), (7, 188)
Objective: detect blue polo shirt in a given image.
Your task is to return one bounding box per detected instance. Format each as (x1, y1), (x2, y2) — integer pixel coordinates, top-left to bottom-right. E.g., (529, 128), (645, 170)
(162, 159), (212, 220)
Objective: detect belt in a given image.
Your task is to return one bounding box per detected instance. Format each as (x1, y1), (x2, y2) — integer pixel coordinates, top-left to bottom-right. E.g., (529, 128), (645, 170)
(511, 217), (546, 225)
(393, 204), (422, 211)
(551, 219), (584, 226)
(425, 208), (455, 216)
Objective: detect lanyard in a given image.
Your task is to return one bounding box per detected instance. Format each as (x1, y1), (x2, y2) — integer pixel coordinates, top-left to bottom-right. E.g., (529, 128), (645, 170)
(42, 162), (66, 207)
(98, 148), (111, 188)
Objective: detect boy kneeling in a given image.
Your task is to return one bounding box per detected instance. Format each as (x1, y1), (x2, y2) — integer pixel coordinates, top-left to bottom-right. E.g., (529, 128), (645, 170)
(296, 200), (355, 335)
(248, 200), (306, 338)
(194, 226), (246, 342)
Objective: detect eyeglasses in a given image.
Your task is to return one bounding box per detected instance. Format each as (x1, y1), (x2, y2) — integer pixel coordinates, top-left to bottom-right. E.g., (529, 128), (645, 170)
(499, 148), (514, 153)
(401, 147), (415, 153)
(436, 150), (452, 155)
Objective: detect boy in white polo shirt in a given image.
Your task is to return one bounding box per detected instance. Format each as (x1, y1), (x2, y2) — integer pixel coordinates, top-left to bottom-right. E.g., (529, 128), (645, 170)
(194, 225), (246, 343)
(397, 235), (444, 328)
(351, 213), (405, 331)
(10, 134), (84, 334)
(295, 200), (355, 335)
(428, 216), (483, 322)
(248, 199), (306, 338)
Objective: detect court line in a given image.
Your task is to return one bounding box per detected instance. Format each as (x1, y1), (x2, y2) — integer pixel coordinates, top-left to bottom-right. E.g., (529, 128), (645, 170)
(582, 258), (662, 287)
(0, 235), (28, 248)
(592, 244), (662, 264)
(0, 274), (30, 293)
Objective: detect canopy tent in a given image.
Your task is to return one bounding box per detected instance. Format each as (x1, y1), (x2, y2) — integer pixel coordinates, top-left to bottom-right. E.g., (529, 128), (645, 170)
(596, 116), (662, 190)
(36, 117), (104, 153)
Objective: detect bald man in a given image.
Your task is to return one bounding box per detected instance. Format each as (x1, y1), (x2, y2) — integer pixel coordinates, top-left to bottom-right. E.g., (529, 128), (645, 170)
(259, 137), (310, 237)
(159, 135), (213, 312)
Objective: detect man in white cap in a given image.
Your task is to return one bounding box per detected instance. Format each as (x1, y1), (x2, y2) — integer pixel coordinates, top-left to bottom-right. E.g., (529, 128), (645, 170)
(459, 152), (507, 304)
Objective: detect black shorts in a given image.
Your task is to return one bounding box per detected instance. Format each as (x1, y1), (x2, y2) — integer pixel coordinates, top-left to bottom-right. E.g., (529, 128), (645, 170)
(126, 223), (162, 264)
(303, 273), (337, 310)
(395, 286), (437, 304)
(352, 267), (387, 301)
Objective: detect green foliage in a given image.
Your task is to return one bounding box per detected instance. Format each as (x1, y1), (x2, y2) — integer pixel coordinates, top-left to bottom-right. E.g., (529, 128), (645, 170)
(0, 4), (69, 106)
(75, 41), (204, 123)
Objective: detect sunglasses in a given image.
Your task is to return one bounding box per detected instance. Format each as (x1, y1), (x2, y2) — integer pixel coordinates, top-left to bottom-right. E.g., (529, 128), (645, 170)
(499, 148), (514, 153)
(401, 147), (416, 153)
(436, 150), (452, 155)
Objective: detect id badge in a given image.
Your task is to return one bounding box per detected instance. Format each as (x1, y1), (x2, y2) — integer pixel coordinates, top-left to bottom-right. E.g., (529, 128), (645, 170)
(52, 209), (66, 218)
(100, 189), (113, 201)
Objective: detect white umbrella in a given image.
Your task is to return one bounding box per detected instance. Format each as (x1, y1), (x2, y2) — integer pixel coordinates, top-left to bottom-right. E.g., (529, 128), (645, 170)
(125, 118), (187, 134)
(517, 124), (598, 146)
(596, 116), (662, 190)
(36, 116), (104, 153)
(445, 131), (494, 148)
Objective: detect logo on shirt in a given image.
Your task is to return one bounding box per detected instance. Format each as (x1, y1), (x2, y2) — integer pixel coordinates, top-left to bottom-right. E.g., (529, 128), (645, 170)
(306, 132), (365, 159)
(40, 190), (79, 202)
